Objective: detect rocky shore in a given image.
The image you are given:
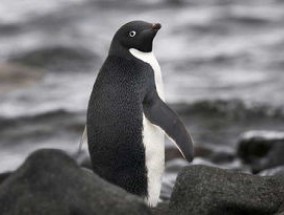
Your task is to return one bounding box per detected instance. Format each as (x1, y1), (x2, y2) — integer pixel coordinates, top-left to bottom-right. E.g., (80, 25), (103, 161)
(0, 149), (151, 215)
(1, 0), (284, 214)
(1, 130), (284, 215)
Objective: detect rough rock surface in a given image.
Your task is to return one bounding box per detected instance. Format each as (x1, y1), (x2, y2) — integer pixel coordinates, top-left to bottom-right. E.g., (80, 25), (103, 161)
(237, 130), (284, 173)
(0, 149), (151, 215)
(169, 165), (284, 215)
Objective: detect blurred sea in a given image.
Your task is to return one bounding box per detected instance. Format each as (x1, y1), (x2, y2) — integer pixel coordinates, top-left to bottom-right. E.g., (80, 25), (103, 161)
(0, 0), (284, 177)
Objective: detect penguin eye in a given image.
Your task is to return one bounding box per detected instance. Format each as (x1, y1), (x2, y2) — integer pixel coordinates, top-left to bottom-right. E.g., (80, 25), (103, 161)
(129, 31), (136, 38)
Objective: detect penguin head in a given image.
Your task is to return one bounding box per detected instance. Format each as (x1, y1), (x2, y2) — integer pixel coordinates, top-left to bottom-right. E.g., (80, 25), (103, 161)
(109, 21), (161, 56)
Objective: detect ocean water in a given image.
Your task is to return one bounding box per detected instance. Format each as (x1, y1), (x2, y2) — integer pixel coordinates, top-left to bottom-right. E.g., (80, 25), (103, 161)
(0, 0), (284, 176)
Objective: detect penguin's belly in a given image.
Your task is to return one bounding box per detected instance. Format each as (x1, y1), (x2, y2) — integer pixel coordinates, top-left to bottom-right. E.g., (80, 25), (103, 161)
(129, 48), (165, 206)
(143, 114), (165, 207)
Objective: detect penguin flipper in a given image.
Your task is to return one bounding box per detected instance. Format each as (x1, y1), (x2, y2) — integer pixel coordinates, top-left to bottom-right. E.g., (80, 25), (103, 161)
(143, 90), (194, 162)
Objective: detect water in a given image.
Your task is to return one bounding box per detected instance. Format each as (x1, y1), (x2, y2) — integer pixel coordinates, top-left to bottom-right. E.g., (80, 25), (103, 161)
(0, 0), (284, 176)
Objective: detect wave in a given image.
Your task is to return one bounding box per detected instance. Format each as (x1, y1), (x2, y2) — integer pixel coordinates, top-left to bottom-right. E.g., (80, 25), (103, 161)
(171, 99), (284, 119)
(1, 99), (283, 132)
(8, 46), (99, 72)
(0, 108), (82, 121)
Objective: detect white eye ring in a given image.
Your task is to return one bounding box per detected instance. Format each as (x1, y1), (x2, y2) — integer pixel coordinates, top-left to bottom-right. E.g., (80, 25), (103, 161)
(129, 31), (136, 37)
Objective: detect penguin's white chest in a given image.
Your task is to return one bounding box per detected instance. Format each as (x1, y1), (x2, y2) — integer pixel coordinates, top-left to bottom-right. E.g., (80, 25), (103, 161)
(129, 48), (165, 207)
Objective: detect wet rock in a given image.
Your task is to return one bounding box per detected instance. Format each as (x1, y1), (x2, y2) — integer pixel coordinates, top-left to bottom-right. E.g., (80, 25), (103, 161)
(258, 166), (284, 176)
(210, 151), (235, 163)
(195, 144), (236, 164)
(10, 46), (98, 72)
(169, 165), (284, 215)
(237, 130), (284, 173)
(161, 157), (243, 202)
(0, 63), (43, 93)
(0, 149), (151, 215)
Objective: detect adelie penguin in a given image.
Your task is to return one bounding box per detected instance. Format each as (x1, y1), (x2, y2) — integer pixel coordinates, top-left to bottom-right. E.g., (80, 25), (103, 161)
(84, 21), (194, 207)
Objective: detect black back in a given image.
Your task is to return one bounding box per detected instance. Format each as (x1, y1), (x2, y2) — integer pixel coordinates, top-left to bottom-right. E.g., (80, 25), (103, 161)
(87, 54), (156, 197)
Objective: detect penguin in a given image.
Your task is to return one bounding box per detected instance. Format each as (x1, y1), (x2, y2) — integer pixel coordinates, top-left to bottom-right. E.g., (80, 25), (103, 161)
(85, 21), (194, 207)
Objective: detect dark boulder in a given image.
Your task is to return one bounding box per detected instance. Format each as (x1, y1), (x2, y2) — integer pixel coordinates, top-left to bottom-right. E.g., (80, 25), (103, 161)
(195, 144), (235, 164)
(237, 130), (284, 173)
(0, 149), (151, 215)
(209, 150), (235, 164)
(161, 157), (243, 202)
(169, 165), (284, 215)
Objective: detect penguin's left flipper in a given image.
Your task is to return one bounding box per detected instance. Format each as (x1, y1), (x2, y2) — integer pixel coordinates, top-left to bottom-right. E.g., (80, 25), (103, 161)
(143, 90), (194, 162)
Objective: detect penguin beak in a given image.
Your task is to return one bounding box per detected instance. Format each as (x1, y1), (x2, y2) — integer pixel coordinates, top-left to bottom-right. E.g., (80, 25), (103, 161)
(151, 23), (162, 31)
(134, 22), (161, 52)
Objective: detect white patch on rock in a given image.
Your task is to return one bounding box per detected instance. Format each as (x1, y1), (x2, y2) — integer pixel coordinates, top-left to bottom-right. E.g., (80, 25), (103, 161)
(241, 130), (284, 141)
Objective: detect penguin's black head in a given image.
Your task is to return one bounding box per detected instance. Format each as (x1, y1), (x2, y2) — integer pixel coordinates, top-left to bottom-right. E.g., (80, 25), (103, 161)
(109, 21), (161, 56)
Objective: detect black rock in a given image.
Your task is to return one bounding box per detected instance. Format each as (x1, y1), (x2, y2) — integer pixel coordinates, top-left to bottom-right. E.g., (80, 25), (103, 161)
(209, 151), (235, 163)
(195, 144), (236, 164)
(169, 165), (284, 215)
(0, 149), (151, 215)
(237, 130), (284, 173)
